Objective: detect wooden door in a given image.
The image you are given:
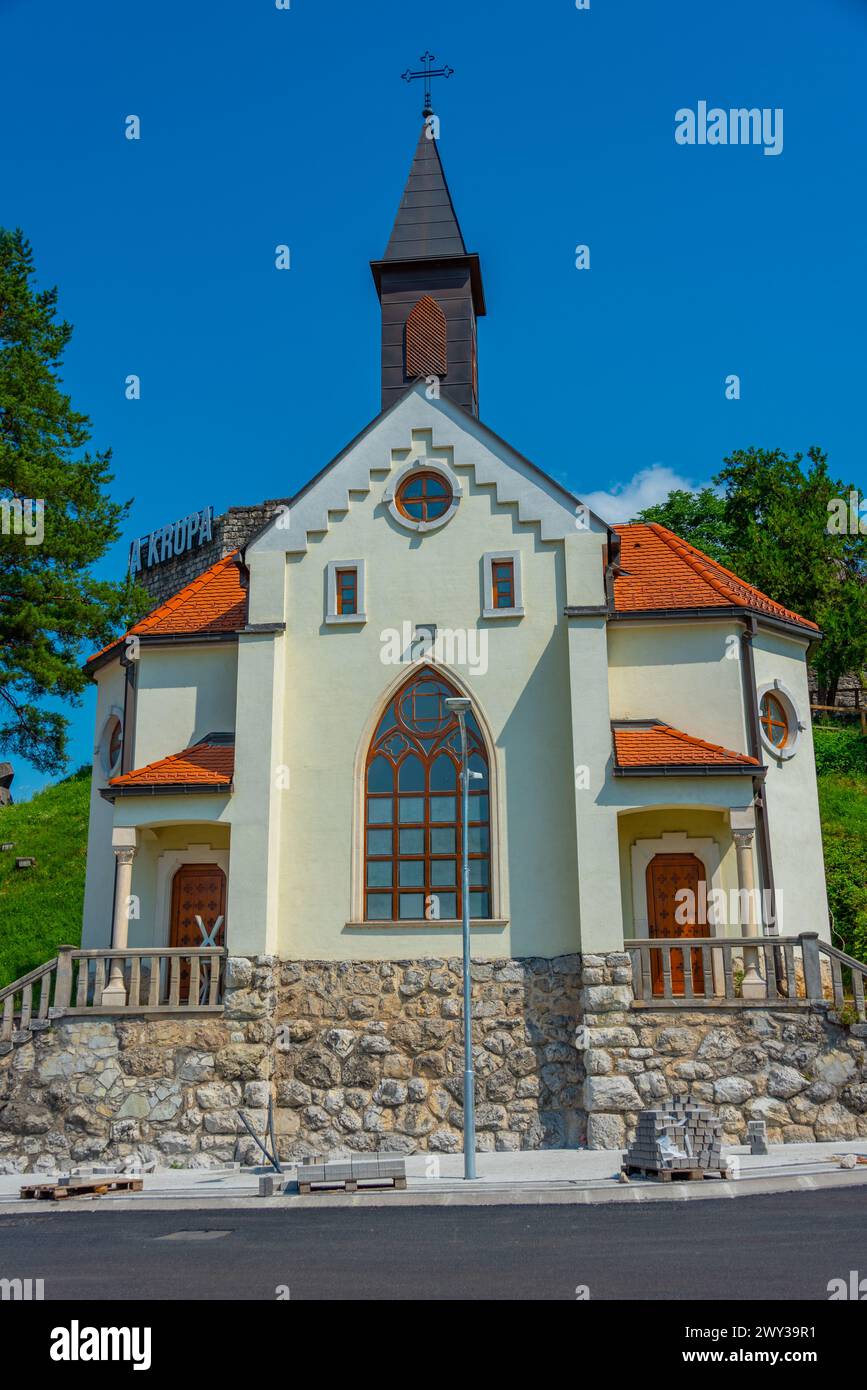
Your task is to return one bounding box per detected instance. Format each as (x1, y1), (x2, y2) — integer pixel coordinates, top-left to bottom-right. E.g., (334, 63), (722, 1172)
(646, 853), (709, 996)
(170, 864), (226, 999)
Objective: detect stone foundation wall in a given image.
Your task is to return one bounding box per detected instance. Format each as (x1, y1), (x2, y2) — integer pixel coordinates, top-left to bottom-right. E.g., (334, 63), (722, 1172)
(3, 949), (865, 1172)
(271, 956), (584, 1157)
(0, 954), (583, 1171)
(581, 952), (867, 1149)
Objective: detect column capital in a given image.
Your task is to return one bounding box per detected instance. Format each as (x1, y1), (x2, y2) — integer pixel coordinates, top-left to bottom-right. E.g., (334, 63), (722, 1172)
(113, 845), (136, 866)
(732, 828), (755, 849)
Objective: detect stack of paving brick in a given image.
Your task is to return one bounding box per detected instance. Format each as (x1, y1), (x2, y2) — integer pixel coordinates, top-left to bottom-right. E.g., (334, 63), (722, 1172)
(623, 1096), (725, 1178)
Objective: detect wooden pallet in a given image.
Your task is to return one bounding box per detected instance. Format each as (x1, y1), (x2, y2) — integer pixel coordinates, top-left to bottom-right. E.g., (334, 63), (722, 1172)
(622, 1165), (720, 1183)
(20, 1176), (143, 1201)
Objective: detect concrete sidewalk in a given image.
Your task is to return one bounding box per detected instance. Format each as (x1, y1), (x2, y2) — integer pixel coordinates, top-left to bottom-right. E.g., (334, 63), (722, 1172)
(3, 1140), (867, 1212)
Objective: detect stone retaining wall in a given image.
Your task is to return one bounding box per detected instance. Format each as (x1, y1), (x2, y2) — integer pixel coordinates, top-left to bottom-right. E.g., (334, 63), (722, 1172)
(0, 954), (584, 1171)
(3, 949), (865, 1171)
(581, 952), (867, 1149)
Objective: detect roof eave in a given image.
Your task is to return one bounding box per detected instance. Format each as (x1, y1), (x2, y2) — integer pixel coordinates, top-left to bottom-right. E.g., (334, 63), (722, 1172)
(605, 605), (820, 640)
(369, 252), (486, 316)
(101, 780), (234, 802)
(612, 763), (764, 778)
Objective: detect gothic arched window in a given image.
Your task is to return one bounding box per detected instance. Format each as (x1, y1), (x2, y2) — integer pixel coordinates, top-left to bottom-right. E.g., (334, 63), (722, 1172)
(365, 671), (491, 922)
(405, 295), (447, 379)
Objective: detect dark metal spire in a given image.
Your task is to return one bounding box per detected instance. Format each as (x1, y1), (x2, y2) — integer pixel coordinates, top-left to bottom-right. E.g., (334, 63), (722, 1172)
(382, 123), (467, 261)
(401, 50), (453, 118)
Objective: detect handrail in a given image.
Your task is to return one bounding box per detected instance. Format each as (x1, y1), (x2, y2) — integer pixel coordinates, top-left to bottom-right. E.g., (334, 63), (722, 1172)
(0, 945), (228, 1045)
(625, 932), (866, 1017)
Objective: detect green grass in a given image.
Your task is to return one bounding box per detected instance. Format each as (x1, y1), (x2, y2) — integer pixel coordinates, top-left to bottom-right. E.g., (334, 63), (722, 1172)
(0, 740), (866, 989)
(0, 766), (90, 987)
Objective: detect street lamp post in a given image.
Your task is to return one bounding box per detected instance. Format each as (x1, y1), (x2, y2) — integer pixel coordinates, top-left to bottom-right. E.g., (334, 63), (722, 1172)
(444, 695), (477, 1180)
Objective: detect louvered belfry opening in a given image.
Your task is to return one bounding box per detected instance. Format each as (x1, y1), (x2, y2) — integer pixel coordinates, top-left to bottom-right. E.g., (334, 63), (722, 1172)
(370, 123), (486, 415)
(406, 295), (447, 378)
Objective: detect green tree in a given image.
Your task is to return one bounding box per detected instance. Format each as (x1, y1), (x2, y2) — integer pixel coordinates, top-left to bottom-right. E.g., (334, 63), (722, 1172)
(635, 447), (867, 705)
(716, 447), (867, 705)
(0, 228), (147, 772)
(634, 486), (734, 564)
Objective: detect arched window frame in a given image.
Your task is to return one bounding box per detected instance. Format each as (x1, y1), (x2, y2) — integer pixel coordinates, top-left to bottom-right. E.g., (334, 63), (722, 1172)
(350, 662), (505, 926)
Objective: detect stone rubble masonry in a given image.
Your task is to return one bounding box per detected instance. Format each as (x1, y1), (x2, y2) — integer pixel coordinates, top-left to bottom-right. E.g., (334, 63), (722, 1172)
(2, 950), (865, 1171)
(135, 501), (286, 612)
(580, 952), (867, 1151)
(0, 954), (584, 1172)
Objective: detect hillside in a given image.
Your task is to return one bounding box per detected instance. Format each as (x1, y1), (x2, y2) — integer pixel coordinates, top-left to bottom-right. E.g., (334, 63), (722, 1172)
(0, 741), (864, 989)
(0, 767), (90, 987)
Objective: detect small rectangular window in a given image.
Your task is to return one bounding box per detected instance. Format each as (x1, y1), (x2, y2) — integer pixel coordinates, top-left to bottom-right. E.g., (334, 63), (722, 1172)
(491, 560), (514, 609)
(482, 550), (523, 618)
(326, 559), (366, 624)
(336, 568), (357, 615)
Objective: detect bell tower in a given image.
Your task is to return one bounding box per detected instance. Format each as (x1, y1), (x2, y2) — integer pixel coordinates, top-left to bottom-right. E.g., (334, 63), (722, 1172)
(370, 121), (486, 415)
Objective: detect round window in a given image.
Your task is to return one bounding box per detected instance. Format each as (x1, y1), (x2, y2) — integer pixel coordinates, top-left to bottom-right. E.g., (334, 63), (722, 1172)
(759, 692), (789, 749)
(395, 471), (453, 523)
(106, 717), (123, 772)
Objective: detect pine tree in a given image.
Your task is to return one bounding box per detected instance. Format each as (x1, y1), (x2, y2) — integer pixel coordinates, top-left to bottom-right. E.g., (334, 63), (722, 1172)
(0, 228), (148, 772)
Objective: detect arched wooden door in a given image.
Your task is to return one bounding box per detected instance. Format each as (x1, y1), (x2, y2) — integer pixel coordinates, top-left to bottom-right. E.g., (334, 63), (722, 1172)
(646, 853), (708, 996)
(170, 864), (226, 998)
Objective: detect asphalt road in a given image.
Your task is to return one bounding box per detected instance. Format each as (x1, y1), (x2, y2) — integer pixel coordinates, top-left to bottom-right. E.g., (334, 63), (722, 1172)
(1, 1190), (864, 1300)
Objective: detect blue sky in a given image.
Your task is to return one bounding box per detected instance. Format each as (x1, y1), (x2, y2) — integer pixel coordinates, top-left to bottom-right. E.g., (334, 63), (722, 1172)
(2, 0), (866, 797)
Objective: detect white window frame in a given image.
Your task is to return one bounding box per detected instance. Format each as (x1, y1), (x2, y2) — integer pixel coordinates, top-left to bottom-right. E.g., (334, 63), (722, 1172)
(482, 550), (524, 618)
(326, 559), (366, 625)
(97, 706), (125, 776)
(384, 458), (462, 534)
(756, 679), (803, 761)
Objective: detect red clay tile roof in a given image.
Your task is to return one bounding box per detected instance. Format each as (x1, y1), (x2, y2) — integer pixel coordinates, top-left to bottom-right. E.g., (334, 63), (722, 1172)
(613, 723), (759, 771)
(613, 524), (819, 632)
(108, 740), (234, 791)
(87, 552), (247, 668)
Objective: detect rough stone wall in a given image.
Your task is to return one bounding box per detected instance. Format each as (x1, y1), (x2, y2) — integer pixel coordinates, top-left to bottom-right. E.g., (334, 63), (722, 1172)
(135, 501), (286, 612)
(581, 952), (867, 1149)
(0, 957), (277, 1174)
(0, 954), (583, 1171)
(272, 956), (584, 1157)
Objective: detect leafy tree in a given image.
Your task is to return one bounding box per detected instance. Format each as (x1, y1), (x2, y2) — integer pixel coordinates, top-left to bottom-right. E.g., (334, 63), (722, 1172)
(634, 486), (734, 564)
(635, 447), (867, 705)
(716, 447), (867, 705)
(0, 228), (147, 772)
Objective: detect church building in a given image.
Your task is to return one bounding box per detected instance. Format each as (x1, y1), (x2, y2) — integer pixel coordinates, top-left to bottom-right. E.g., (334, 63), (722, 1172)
(18, 116), (846, 1164)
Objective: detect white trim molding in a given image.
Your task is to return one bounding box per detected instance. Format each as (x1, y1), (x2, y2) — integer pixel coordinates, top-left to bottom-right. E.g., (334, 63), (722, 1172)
(757, 679), (803, 761)
(482, 549), (524, 619)
(97, 705), (125, 777)
(325, 559), (367, 625)
(383, 452), (462, 535)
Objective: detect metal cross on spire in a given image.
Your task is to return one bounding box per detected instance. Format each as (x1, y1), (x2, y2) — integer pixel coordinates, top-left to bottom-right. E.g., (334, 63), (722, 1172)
(401, 50), (454, 118)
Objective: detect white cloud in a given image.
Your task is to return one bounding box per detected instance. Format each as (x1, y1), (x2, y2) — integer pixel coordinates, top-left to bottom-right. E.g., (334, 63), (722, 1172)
(582, 465), (700, 524)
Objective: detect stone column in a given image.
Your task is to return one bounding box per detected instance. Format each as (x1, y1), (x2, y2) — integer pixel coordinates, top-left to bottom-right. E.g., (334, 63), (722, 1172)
(733, 828), (765, 999)
(102, 846), (136, 1007)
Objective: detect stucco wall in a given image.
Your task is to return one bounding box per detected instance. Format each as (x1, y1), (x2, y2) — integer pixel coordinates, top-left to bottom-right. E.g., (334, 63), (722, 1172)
(132, 645), (238, 769)
(607, 619), (749, 751)
(752, 629), (830, 939)
(245, 427), (586, 962)
(81, 660), (127, 949)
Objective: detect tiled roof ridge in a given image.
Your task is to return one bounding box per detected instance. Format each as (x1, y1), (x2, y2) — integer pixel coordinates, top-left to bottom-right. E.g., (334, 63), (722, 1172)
(108, 739), (234, 788)
(615, 522), (818, 630)
(652, 722), (758, 765)
(130, 550), (242, 636)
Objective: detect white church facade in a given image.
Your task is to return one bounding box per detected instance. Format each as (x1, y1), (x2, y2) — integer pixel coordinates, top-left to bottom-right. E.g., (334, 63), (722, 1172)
(7, 120), (859, 1172)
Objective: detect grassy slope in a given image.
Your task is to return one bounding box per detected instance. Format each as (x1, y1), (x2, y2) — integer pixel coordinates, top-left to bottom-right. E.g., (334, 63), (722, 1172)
(0, 738), (864, 989)
(0, 767), (90, 987)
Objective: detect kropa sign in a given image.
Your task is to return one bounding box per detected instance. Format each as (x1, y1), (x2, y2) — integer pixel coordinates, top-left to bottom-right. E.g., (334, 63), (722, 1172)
(129, 505), (213, 574)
